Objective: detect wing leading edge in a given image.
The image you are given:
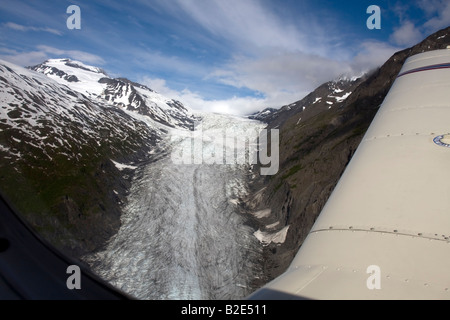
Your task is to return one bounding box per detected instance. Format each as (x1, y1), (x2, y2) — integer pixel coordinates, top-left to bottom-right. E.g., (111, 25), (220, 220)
(249, 49), (450, 300)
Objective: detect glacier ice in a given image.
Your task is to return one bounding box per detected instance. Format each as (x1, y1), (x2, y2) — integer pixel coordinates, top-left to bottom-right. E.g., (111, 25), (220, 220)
(84, 113), (266, 300)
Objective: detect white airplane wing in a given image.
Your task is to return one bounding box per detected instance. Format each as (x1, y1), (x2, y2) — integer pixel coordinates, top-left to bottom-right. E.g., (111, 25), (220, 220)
(250, 48), (450, 300)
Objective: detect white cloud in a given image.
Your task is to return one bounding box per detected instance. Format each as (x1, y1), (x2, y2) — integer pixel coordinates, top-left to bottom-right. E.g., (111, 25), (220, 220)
(204, 41), (401, 112)
(4, 22), (62, 36)
(391, 0), (450, 43)
(174, 0), (307, 52)
(140, 37), (402, 116)
(36, 45), (105, 65)
(129, 48), (208, 79)
(209, 52), (349, 103)
(0, 46), (105, 68)
(389, 21), (423, 47)
(421, 0), (450, 31)
(350, 41), (402, 73)
(141, 76), (267, 115)
(191, 95), (267, 116)
(144, 0), (330, 57)
(0, 49), (48, 67)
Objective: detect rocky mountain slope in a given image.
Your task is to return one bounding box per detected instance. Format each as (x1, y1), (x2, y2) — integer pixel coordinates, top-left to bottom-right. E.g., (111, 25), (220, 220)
(0, 59), (195, 257)
(248, 26), (450, 284)
(29, 59), (195, 130)
(248, 75), (365, 126)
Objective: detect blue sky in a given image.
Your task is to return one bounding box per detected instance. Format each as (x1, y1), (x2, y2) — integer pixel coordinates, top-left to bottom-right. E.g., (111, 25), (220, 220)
(0, 0), (449, 115)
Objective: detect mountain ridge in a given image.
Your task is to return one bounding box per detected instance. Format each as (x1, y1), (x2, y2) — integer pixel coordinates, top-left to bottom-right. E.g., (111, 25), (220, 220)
(248, 75), (367, 126)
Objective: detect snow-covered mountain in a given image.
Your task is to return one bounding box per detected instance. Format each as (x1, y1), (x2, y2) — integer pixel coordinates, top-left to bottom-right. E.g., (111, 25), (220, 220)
(29, 58), (195, 130)
(0, 59), (161, 164)
(0, 58), (191, 256)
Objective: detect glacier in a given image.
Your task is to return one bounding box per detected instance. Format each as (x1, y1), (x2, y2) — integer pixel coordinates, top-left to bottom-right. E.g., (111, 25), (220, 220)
(83, 112), (266, 300)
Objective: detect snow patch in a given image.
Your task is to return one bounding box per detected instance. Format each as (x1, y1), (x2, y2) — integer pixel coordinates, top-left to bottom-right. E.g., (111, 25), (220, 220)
(313, 97), (321, 104)
(254, 226), (289, 246)
(111, 160), (138, 171)
(335, 92), (351, 102)
(266, 221), (280, 230)
(251, 208), (271, 219)
(0, 144), (22, 158)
